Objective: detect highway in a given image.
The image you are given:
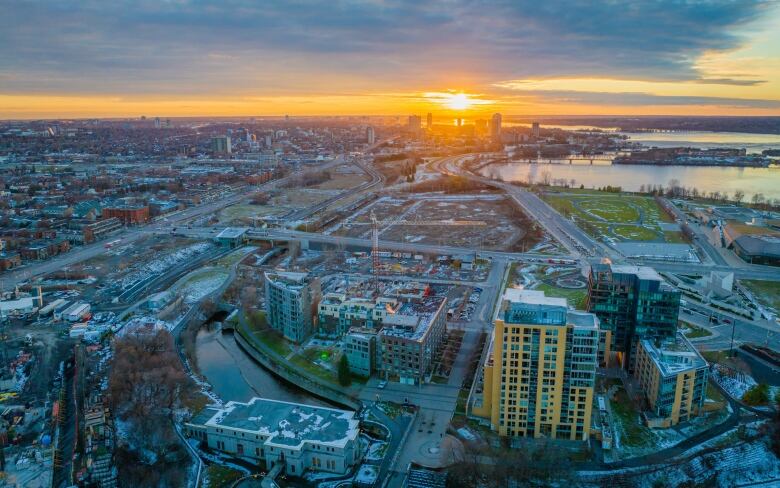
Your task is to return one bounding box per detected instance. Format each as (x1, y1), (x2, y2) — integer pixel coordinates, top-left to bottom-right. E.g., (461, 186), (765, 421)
(432, 154), (780, 281)
(434, 155), (614, 259)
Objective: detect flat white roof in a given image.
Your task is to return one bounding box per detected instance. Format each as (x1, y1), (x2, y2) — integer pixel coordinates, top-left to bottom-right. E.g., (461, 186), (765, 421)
(216, 227), (249, 239)
(502, 288), (567, 308)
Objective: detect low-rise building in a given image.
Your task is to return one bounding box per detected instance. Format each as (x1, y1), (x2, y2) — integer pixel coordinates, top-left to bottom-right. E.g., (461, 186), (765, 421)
(81, 217), (122, 243)
(0, 252), (21, 271)
(317, 293), (399, 338)
(102, 204), (149, 225)
(722, 221), (780, 266)
(215, 227), (249, 248)
(634, 333), (708, 427)
(265, 271), (321, 344)
(184, 397), (362, 477)
(378, 296), (447, 385)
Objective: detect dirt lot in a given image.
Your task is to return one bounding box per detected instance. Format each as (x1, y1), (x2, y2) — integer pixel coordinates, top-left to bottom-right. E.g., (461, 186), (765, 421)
(311, 165), (369, 190)
(214, 203), (290, 226)
(328, 195), (542, 251)
(1, 320), (74, 407)
(271, 188), (338, 208)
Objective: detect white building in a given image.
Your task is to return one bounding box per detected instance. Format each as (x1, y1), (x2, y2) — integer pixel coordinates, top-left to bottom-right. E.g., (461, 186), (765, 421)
(265, 272), (321, 344)
(184, 398), (362, 477)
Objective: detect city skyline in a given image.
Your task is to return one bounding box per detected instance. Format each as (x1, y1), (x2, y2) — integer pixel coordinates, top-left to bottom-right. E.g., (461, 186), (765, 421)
(2, 1), (780, 119)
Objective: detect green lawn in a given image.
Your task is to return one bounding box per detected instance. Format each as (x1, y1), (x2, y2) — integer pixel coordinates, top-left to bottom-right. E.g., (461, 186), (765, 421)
(579, 199), (640, 222)
(741, 279), (780, 312)
(535, 283), (587, 310)
(207, 465), (244, 487)
(243, 311), (293, 357)
(663, 230), (689, 244)
(707, 382), (727, 405)
(289, 347), (339, 384)
(542, 191), (676, 244)
(612, 225), (660, 241)
(681, 322), (713, 339)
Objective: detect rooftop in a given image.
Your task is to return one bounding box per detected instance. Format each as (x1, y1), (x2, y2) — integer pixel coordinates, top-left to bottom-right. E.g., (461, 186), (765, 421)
(608, 264), (665, 281)
(379, 295), (446, 341)
(613, 242), (698, 262)
(201, 397), (359, 449)
(265, 271), (313, 290)
(216, 227), (249, 239)
(640, 333), (707, 377)
(502, 288), (567, 308)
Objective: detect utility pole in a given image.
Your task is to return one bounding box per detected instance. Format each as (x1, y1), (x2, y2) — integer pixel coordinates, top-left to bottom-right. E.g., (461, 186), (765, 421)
(729, 317), (737, 357)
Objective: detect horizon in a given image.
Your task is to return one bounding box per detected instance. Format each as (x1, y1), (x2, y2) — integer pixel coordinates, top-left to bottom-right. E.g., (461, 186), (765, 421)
(2, 1), (780, 119)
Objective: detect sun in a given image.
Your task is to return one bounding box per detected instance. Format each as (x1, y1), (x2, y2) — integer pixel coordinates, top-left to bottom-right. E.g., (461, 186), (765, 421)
(446, 93), (472, 110)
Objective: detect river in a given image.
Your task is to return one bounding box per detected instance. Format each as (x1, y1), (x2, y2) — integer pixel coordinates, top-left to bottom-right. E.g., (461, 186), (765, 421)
(195, 325), (327, 406)
(481, 161), (780, 201)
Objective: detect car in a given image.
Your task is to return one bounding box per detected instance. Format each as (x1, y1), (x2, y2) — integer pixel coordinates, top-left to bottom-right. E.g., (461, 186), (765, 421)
(377, 380), (387, 389)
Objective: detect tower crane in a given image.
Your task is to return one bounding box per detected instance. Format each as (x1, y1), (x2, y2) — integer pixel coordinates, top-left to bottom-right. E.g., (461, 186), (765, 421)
(345, 210), (486, 291)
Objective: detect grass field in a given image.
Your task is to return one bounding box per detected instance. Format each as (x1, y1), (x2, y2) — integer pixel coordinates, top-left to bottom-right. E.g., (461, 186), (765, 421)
(741, 279), (780, 312)
(543, 190), (678, 243)
(535, 283), (587, 309)
(290, 347), (340, 384)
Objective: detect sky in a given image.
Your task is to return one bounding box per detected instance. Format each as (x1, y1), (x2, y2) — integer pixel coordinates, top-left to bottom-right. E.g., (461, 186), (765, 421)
(1, 0), (780, 119)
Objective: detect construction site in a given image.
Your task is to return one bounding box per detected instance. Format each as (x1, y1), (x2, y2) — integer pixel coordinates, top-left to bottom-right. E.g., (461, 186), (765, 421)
(324, 194), (547, 252)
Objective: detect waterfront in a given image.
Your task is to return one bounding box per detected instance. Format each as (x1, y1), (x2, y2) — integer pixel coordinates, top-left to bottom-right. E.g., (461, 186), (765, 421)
(195, 325), (327, 406)
(481, 161), (780, 200)
(620, 130), (780, 154)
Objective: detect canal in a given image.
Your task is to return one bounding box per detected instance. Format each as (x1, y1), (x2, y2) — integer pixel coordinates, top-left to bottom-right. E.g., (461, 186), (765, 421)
(196, 325), (328, 406)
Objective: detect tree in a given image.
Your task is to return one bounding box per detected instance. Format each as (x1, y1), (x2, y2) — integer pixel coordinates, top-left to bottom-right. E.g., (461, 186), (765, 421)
(733, 189), (745, 203)
(338, 354), (352, 386)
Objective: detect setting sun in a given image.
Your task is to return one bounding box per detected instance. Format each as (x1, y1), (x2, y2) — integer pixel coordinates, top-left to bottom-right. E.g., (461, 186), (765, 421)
(446, 93), (472, 110)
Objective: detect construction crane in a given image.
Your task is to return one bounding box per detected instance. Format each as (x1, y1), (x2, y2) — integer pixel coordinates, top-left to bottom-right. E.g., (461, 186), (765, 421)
(345, 210), (486, 292)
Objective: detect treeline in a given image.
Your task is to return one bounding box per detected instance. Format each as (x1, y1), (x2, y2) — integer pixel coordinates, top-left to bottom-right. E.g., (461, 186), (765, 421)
(640, 179), (780, 211)
(374, 153), (408, 163)
(406, 175), (493, 194)
(279, 170), (331, 189)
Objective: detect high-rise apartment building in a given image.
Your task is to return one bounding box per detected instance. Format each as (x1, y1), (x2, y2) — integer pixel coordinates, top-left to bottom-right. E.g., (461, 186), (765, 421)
(490, 113), (502, 142)
(264, 271), (321, 344)
(366, 126), (375, 145)
(212, 135), (232, 154)
(474, 289), (599, 441)
(426, 112), (433, 130)
(586, 262), (680, 369)
(408, 115), (422, 132)
(532, 121), (540, 138)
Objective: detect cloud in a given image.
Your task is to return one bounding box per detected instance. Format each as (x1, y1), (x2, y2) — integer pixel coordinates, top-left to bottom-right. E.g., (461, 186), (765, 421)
(507, 90), (780, 108)
(694, 78), (766, 86)
(0, 0), (775, 99)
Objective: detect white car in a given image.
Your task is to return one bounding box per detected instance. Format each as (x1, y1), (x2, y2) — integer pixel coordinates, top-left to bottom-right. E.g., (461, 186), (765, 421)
(377, 380), (387, 389)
